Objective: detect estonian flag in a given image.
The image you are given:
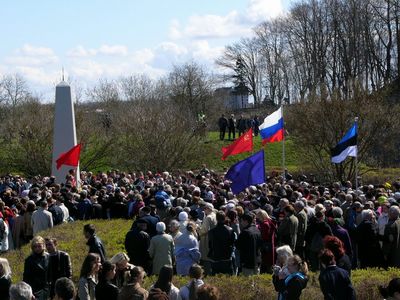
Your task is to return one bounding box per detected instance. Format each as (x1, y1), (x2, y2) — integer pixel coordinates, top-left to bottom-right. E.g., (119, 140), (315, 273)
(331, 123), (357, 164)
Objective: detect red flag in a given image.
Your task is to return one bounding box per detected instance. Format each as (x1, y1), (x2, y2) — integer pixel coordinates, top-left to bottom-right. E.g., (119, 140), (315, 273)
(56, 144), (82, 170)
(221, 128), (253, 160)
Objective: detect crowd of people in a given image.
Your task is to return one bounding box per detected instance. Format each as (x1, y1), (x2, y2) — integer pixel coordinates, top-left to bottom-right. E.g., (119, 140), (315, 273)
(1, 169), (400, 299)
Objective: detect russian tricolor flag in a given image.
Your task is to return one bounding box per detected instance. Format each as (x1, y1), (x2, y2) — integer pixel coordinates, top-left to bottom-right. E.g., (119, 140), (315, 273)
(259, 107), (284, 145)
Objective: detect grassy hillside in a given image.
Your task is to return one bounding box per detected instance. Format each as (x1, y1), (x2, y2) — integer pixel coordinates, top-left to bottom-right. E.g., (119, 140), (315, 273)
(4, 219), (399, 300)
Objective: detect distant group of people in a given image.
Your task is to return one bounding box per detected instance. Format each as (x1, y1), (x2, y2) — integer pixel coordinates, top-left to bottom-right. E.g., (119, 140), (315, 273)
(1, 169), (400, 299)
(218, 114), (260, 141)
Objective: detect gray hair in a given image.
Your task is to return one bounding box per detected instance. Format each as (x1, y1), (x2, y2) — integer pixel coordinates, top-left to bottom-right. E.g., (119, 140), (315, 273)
(332, 207), (343, 218)
(294, 201), (305, 209)
(276, 245), (293, 262)
(9, 282), (33, 300)
(110, 252), (130, 265)
(361, 209), (374, 221)
(389, 206), (400, 218)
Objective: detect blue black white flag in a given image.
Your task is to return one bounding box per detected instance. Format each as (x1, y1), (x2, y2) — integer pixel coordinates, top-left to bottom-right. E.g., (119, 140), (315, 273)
(331, 123), (357, 164)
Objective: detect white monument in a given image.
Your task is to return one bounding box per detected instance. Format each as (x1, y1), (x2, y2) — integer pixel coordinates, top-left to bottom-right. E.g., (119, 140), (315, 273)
(51, 80), (80, 184)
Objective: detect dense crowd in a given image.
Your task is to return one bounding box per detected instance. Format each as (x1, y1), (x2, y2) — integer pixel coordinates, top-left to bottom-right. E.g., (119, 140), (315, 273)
(1, 169), (400, 299)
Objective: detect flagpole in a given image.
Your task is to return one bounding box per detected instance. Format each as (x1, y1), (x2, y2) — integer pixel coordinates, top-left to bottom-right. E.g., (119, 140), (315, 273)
(354, 116), (359, 191)
(282, 104), (285, 180)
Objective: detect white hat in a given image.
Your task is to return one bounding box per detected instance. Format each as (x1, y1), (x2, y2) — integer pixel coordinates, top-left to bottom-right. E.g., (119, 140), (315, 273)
(179, 211), (188, 222)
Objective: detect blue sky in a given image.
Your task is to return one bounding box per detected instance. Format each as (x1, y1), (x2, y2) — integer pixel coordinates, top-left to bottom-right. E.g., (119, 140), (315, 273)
(1, 0), (289, 98)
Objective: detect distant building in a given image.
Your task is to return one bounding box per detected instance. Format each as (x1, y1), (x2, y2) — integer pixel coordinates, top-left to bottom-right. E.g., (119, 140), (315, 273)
(215, 86), (251, 110)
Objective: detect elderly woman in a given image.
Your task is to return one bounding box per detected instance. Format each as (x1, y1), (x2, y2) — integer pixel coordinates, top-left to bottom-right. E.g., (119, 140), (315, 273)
(174, 222), (201, 276)
(273, 245), (293, 281)
(355, 209), (383, 268)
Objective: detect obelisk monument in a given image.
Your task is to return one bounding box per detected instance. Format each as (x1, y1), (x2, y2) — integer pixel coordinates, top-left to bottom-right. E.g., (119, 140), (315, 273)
(51, 80), (80, 184)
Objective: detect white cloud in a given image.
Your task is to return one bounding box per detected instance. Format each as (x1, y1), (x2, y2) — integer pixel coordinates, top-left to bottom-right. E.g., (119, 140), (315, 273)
(18, 44), (55, 56)
(5, 55), (58, 66)
(169, 0), (284, 40)
(15, 66), (58, 86)
(97, 45), (128, 56)
(67, 45), (129, 57)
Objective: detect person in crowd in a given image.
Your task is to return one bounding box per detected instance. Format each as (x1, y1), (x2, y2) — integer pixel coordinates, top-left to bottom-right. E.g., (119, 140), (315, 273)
(272, 245), (294, 291)
(23, 201), (35, 242)
(218, 114), (228, 141)
(236, 213), (262, 275)
(273, 255), (308, 300)
(179, 264), (205, 300)
(23, 236), (50, 300)
(119, 266), (148, 300)
(84, 224), (106, 263)
(168, 219), (182, 242)
(383, 206), (400, 267)
(44, 237), (72, 298)
(198, 203), (217, 275)
(197, 284), (221, 300)
(147, 288), (169, 300)
(125, 219), (151, 272)
(208, 210), (236, 275)
(54, 277), (76, 300)
(319, 249), (355, 300)
(0, 214), (9, 252)
(9, 282), (34, 300)
(11, 203), (25, 249)
(227, 114), (236, 140)
(277, 205), (298, 251)
(356, 209), (383, 268)
(31, 200), (53, 235)
(256, 209), (276, 273)
(95, 260), (119, 300)
(150, 265), (180, 300)
(149, 222), (175, 275)
(323, 235), (352, 275)
(0, 258), (11, 300)
(294, 201), (307, 259)
(175, 221), (201, 276)
(138, 206), (160, 237)
(305, 209), (332, 271)
(77, 253), (101, 300)
(328, 207), (352, 259)
(253, 116), (260, 136)
(237, 115), (246, 136)
(379, 278), (400, 300)
(57, 197), (70, 223)
(110, 252), (134, 289)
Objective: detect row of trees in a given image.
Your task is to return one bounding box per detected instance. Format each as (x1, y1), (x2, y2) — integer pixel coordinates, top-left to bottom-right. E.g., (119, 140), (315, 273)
(217, 0), (400, 106)
(0, 63), (222, 176)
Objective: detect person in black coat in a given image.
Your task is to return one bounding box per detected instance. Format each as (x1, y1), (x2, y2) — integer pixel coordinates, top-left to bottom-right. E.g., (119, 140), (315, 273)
(236, 213), (262, 275)
(23, 236), (50, 298)
(137, 206), (160, 237)
(319, 249), (356, 300)
(125, 219), (151, 273)
(218, 114), (228, 141)
(95, 261), (119, 300)
(355, 209), (383, 268)
(45, 237), (72, 299)
(84, 224), (106, 263)
(208, 211), (236, 275)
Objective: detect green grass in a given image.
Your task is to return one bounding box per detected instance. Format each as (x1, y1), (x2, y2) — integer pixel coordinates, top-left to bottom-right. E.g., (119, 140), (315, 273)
(4, 219), (400, 300)
(200, 132), (303, 173)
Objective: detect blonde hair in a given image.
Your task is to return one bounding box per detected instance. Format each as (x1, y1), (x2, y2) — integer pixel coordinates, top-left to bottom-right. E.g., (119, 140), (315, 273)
(31, 236), (45, 249)
(110, 252), (130, 265)
(288, 255), (308, 276)
(0, 258), (11, 277)
(256, 210), (270, 221)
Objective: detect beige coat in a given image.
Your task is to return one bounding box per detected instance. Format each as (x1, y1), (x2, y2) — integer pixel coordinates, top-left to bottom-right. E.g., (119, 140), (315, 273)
(199, 212), (217, 261)
(31, 208), (53, 235)
(149, 233), (174, 275)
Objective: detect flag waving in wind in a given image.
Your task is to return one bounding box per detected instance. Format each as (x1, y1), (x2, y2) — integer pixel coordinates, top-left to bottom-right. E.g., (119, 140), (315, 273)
(259, 107), (284, 145)
(56, 144), (82, 170)
(331, 122), (357, 163)
(225, 150), (265, 194)
(221, 128), (253, 160)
